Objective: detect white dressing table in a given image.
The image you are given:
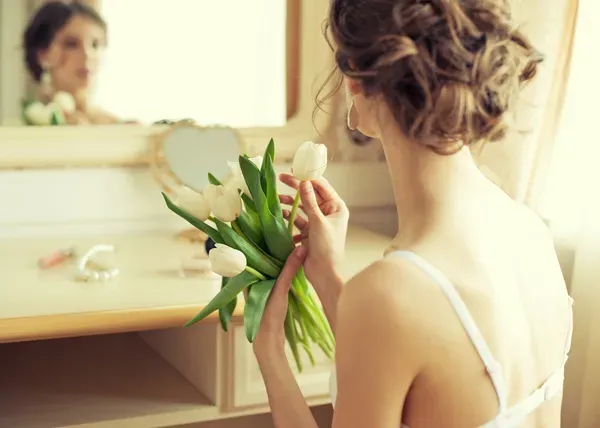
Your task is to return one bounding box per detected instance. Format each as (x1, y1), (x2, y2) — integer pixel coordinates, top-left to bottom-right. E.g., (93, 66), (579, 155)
(0, 226), (390, 427)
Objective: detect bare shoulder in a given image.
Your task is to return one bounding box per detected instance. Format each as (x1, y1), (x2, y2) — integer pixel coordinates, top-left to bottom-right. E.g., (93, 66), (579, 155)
(336, 257), (439, 358)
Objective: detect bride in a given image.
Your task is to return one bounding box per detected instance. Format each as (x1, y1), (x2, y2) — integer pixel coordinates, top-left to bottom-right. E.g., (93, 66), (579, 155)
(252, 0), (573, 427)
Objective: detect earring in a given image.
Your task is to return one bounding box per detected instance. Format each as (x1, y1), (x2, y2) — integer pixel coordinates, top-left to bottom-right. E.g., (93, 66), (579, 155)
(347, 98), (358, 130)
(40, 64), (53, 97)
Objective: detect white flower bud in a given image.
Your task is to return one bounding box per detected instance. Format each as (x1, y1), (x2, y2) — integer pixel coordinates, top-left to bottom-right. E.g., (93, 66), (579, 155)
(175, 186), (211, 221)
(52, 91), (76, 114)
(204, 183), (242, 222)
(292, 141), (328, 181)
(24, 102), (52, 125)
(209, 244), (247, 277)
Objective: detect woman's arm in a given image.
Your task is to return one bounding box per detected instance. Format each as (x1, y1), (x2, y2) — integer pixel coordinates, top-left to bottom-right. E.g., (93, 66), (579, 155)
(255, 347), (319, 428)
(255, 256), (424, 428)
(331, 260), (424, 427)
(310, 271), (343, 334)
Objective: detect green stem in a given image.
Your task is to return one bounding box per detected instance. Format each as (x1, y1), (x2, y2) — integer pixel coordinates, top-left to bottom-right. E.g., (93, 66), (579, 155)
(287, 189), (301, 234)
(208, 215), (216, 223)
(244, 266), (266, 280)
(231, 219), (244, 236)
(285, 306), (303, 373)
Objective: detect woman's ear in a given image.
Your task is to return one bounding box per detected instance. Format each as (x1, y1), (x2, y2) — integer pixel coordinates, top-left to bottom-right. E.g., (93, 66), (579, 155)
(345, 78), (362, 96)
(37, 49), (49, 69)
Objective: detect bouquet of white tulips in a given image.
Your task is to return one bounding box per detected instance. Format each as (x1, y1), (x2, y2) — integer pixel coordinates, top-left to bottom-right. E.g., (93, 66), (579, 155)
(21, 91), (76, 126)
(162, 139), (333, 372)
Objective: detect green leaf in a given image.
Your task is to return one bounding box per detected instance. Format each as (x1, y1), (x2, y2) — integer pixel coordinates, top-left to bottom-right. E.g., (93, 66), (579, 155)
(264, 154), (283, 220)
(235, 212), (265, 249)
(284, 306), (303, 373)
(239, 156), (295, 262)
(260, 139), (275, 192)
(264, 138), (275, 165)
(218, 277), (237, 332)
(244, 279), (276, 342)
(208, 173), (222, 186)
(213, 218), (281, 278)
(242, 193), (257, 215)
(161, 192), (224, 244)
(185, 270), (258, 327)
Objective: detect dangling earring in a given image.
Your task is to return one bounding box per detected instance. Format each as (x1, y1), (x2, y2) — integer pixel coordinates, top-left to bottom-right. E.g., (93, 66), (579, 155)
(347, 98), (358, 130)
(40, 64), (53, 97)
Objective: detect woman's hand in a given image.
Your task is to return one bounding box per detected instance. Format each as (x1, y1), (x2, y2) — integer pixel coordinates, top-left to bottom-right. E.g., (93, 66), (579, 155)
(253, 246), (307, 355)
(279, 174), (349, 329)
(65, 110), (91, 125)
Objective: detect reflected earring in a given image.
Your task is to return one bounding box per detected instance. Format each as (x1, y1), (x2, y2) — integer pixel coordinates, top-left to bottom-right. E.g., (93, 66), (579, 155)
(347, 98), (358, 130)
(40, 64), (53, 96)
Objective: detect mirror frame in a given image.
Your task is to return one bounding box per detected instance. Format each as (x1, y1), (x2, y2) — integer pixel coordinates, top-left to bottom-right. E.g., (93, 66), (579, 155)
(0, 0), (335, 170)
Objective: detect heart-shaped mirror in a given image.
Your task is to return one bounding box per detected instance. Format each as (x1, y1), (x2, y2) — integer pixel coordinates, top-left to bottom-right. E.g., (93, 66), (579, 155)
(150, 121), (243, 244)
(152, 122), (241, 193)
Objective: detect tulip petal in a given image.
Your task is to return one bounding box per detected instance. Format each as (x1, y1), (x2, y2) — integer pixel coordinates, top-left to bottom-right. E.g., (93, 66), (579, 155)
(184, 270), (259, 327)
(244, 279), (276, 342)
(161, 192), (224, 244)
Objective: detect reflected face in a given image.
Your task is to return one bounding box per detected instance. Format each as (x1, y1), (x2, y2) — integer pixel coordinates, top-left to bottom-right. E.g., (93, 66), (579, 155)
(39, 15), (106, 95)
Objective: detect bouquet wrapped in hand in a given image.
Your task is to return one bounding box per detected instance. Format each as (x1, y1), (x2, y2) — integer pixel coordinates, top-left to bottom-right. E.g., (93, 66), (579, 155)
(162, 139), (333, 372)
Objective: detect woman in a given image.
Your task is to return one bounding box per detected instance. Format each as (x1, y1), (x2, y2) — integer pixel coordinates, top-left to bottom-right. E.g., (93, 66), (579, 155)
(253, 0), (573, 427)
(23, 1), (126, 124)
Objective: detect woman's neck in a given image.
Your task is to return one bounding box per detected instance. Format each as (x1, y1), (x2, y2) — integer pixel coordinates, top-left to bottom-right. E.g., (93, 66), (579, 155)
(378, 117), (485, 249)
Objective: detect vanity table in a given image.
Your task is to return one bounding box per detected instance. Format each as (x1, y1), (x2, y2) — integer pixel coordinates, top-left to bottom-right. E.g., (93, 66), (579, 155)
(0, 225), (390, 428)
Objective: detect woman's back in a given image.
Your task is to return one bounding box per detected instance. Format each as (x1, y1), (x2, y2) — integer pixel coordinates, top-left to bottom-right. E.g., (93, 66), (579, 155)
(389, 180), (572, 427)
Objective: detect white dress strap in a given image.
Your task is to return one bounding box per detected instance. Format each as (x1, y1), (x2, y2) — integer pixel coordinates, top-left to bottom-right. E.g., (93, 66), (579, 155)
(386, 250), (509, 413)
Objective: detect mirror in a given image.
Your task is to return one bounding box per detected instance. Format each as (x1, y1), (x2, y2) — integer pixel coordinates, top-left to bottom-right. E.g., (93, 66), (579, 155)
(151, 122), (242, 244)
(0, 0), (289, 127)
(151, 122), (241, 195)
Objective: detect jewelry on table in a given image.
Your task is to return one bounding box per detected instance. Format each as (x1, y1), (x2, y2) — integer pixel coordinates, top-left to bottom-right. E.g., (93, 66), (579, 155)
(75, 244), (120, 282)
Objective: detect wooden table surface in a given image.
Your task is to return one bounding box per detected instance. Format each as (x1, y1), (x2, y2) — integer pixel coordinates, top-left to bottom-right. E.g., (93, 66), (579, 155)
(0, 226), (391, 343)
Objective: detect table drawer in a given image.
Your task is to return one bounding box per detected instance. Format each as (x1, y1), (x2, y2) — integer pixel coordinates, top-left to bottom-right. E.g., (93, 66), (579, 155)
(227, 323), (333, 409)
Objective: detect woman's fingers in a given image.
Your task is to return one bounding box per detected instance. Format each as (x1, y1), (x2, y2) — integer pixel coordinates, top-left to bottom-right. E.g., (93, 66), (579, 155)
(278, 194), (296, 206)
(279, 173), (300, 190)
(273, 247), (307, 298)
(282, 210), (308, 230)
(293, 234), (307, 244)
(312, 177), (341, 203)
(280, 173), (325, 204)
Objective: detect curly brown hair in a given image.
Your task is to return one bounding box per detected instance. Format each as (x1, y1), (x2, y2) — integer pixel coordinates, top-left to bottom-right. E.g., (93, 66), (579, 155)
(321, 0), (543, 155)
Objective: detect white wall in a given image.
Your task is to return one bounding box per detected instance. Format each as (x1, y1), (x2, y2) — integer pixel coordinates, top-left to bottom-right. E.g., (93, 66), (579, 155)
(0, 163), (396, 239)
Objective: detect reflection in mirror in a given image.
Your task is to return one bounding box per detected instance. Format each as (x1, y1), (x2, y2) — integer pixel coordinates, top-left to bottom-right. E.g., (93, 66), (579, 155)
(0, 0), (287, 127)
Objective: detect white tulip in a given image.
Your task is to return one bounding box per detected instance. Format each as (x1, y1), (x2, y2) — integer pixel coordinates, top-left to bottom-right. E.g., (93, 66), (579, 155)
(204, 183), (242, 222)
(209, 244), (247, 277)
(292, 141), (328, 181)
(227, 156), (263, 195)
(24, 102), (52, 125)
(175, 186), (211, 221)
(52, 91), (76, 114)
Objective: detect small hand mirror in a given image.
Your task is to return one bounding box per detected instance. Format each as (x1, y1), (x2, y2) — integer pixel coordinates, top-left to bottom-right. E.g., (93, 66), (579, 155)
(151, 122), (242, 193)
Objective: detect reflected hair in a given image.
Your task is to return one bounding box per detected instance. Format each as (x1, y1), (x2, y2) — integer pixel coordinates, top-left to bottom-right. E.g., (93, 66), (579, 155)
(317, 0), (543, 154)
(23, 1), (107, 82)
